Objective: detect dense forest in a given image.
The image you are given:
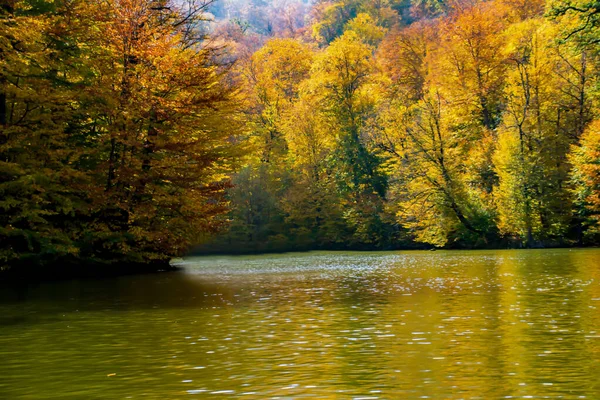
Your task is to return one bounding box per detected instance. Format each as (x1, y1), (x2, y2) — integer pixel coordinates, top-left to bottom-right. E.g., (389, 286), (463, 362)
(203, 0), (600, 253)
(0, 0), (243, 274)
(2, 0), (600, 273)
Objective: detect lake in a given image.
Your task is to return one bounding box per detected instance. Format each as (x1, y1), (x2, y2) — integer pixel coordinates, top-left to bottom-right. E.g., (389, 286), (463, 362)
(0, 249), (599, 399)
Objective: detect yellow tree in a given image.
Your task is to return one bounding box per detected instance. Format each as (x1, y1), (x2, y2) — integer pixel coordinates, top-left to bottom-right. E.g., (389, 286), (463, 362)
(388, 90), (492, 247)
(311, 0), (360, 45)
(73, 0), (244, 264)
(282, 95), (334, 182)
(430, 1), (528, 214)
(309, 31), (385, 193)
(433, 1), (509, 133)
(377, 21), (433, 102)
(310, 0), (396, 46)
(345, 13), (387, 46)
(388, 1), (513, 244)
(222, 38), (314, 250)
(375, 5), (500, 247)
(307, 30), (394, 246)
(493, 19), (594, 245)
(245, 38), (314, 162)
(278, 91), (353, 248)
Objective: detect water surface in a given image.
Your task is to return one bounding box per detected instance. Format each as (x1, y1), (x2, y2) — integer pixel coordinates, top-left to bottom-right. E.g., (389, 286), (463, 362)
(1, 249), (599, 399)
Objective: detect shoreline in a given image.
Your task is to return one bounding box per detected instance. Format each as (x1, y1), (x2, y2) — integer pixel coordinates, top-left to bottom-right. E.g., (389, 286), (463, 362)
(3, 245), (599, 283)
(0, 260), (180, 283)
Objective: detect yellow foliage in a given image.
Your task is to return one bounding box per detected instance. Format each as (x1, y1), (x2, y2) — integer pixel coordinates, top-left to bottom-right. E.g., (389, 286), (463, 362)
(346, 13), (387, 45)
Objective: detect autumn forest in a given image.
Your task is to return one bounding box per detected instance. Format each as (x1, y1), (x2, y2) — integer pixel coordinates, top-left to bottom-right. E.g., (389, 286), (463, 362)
(2, 0), (600, 273)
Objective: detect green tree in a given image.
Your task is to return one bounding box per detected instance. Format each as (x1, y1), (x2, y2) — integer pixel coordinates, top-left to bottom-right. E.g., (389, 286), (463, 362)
(0, 0), (97, 270)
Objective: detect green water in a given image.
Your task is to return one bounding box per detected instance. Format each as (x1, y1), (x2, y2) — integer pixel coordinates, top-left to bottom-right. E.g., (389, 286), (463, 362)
(0, 249), (599, 399)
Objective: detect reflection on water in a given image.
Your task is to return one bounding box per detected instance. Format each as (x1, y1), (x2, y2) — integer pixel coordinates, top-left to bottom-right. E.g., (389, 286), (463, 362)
(0, 249), (599, 399)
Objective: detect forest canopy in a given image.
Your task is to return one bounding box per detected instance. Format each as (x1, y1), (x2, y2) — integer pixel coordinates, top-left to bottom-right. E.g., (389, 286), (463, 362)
(202, 0), (600, 253)
(0, 0), (242, 273)
(2, 0), (600, 273)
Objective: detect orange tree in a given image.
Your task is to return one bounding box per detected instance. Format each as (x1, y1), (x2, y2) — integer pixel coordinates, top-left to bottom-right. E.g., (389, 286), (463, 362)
(0, 0), (242, 273)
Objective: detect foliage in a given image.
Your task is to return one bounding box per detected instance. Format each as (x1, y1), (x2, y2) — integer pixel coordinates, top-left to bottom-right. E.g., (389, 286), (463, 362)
(569, 120), (600, 240)
(5, 0), (600, 272)
(211, 0), (600, 251)
(0, 0), (242, 272)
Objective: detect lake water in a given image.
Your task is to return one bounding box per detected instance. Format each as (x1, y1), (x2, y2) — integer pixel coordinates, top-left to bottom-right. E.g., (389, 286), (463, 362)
(0, 249), (599, 399)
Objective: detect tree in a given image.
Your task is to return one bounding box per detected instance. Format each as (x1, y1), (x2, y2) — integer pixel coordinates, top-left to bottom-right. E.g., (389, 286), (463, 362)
(346, 13), (388, 46)
(0, 0), (98, 271)
(310, 31), (386, 195)
(569, 120), (600, 241)
(409, 0), (446, 19)
(0, 0), (243, 272)
(76, 0), (243, 265)
(433, 1), (509, 132)
(246, 38), (314, 162)
(378, 21), (433, 101)
(549, 0), (600, 46)
(387, 90), (493, 247)
(311, 0), (360, 45)
(216, 37), (314, 251)
(493, 19), (594, 245)
(310, 0), (396, 46)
